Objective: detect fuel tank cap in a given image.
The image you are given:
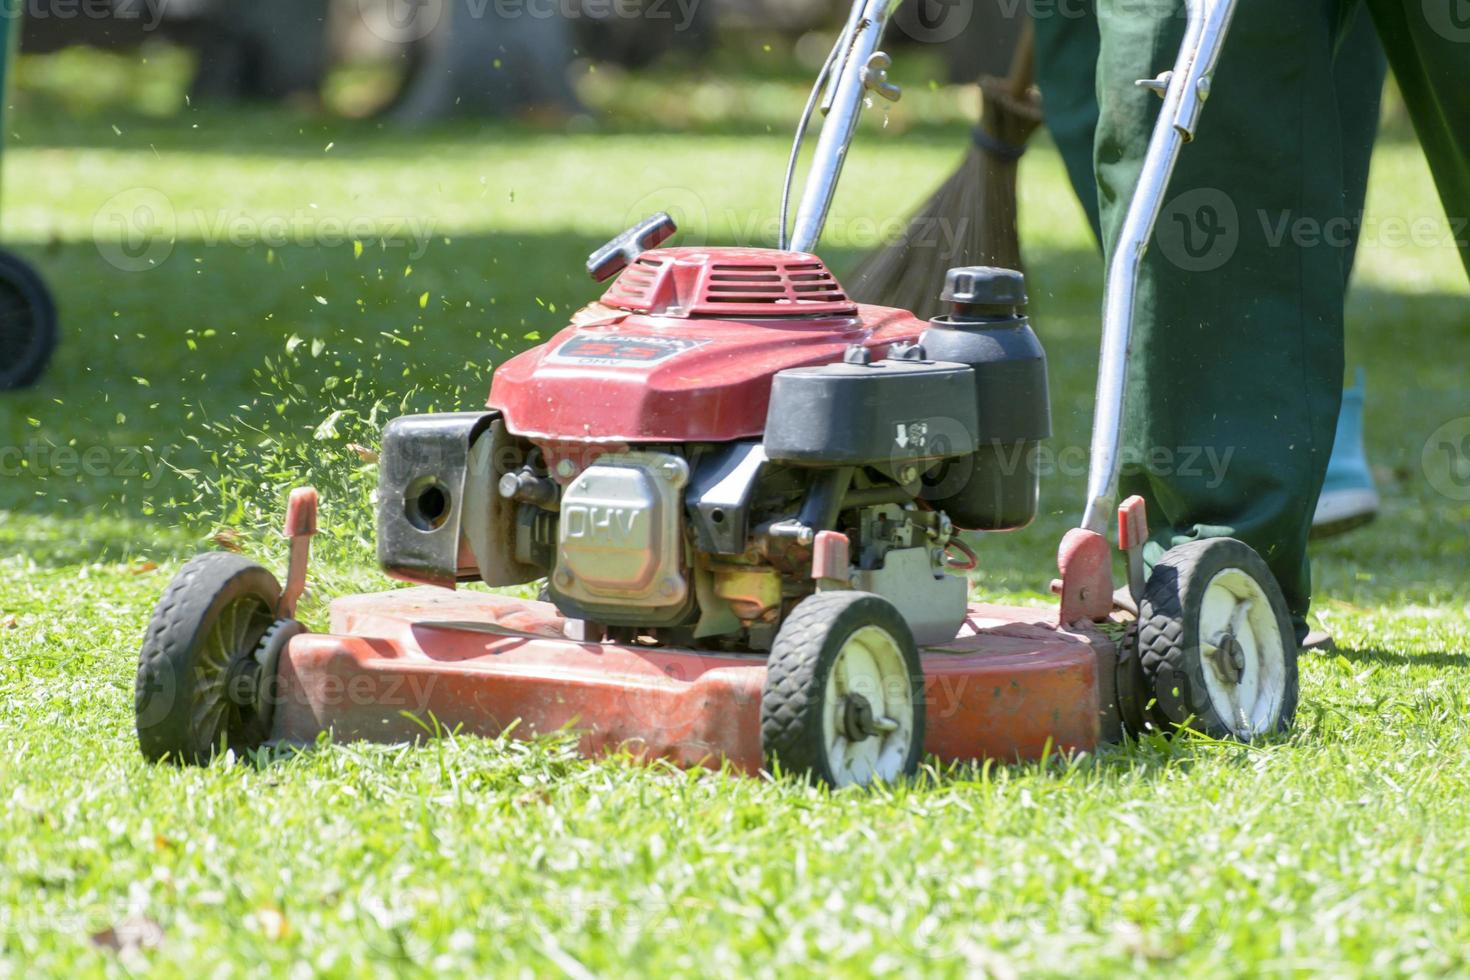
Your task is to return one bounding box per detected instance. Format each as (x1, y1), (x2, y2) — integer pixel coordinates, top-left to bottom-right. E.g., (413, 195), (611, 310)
(941, 266), (1027, 316)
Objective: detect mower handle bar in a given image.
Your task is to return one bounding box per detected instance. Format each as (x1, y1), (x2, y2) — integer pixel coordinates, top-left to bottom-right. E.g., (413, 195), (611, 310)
(783, 0), (901, 254)
(1080, 0), (1240, 535)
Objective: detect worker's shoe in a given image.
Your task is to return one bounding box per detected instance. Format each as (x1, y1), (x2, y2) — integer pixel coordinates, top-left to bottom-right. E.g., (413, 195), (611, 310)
(1312, 370), (1379, 539)
(1302, 628), (1336, 653)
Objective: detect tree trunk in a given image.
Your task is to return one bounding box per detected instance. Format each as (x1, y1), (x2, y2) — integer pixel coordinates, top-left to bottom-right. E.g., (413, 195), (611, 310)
(190, 0), (330, 103)
(389, 0), (579, 124)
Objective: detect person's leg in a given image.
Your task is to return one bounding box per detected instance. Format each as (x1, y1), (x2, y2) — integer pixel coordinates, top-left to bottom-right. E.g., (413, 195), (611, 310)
(1037, 1), (1385, 260)
(1313, 2), (1389, 536)
(1334, 4), (1388, 271)
(1095, 0), (1355, 640)
(1031, 0), (1104, 241)
(1361, 0), (1470, 280)
(1037, 0), (1386, 562)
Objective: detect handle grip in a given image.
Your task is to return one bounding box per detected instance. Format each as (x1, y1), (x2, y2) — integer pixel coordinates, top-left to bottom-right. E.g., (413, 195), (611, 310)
(586, 212), (678, 283)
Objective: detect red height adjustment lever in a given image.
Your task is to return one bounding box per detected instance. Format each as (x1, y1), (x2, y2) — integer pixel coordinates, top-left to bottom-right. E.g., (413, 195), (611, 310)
(1117, 495), (1149, 606)
(278, 487), (319, 620)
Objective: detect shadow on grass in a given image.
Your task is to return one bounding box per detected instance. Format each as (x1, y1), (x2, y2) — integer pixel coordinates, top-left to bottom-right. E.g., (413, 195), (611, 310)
(0, 512), (199, 567)
(13, 99), (974, 159)
(1319, 644), (1470, 671)
(0, 224), (1104, 584)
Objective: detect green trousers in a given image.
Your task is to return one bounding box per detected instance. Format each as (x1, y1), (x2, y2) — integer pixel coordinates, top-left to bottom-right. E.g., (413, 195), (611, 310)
(1032, 0), (1470, 638)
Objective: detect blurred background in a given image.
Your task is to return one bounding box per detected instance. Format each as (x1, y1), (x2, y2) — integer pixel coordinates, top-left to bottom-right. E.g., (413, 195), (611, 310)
(16, 0), (1025, 122)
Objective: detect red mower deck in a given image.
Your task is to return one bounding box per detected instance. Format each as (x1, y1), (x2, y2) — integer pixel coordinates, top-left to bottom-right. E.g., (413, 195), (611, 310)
(272, 588), (1111, 772)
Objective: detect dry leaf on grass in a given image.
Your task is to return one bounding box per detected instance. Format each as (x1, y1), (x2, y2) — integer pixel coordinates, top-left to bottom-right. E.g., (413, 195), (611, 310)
(210, 529), (245, 553)
(349, 442), (379, 464)
(91, 916), (164, 954)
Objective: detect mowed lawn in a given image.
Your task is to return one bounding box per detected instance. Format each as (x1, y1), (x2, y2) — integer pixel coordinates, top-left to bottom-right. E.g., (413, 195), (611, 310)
(1, 65), (1468, 974)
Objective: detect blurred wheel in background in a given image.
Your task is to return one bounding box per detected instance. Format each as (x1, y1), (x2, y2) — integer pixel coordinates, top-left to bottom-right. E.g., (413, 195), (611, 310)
(0, 249), (58, 391)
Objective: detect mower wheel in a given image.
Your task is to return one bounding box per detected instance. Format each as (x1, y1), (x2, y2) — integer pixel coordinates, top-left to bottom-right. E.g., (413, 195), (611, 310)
(0, 249), (58, 391)
(1115, 623), (1164, 737)
(135, 552), (290, 764)
(1138, 538), (1298, 740)
(761, 591), (925, 788)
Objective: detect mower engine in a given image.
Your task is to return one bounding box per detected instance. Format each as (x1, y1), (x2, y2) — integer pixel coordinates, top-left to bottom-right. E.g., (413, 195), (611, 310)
(375, 224), (1050, 654)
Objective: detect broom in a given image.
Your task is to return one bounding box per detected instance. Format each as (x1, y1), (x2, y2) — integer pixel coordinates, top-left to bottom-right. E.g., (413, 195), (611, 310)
(847, 20), (1041, 320)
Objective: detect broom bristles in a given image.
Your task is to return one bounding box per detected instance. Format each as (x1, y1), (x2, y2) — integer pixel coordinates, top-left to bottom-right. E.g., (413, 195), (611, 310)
(847, 77), (1042, 321)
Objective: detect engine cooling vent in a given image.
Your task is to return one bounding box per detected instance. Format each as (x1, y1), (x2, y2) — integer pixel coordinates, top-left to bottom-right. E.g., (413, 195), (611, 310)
(601, 247), (858, 318)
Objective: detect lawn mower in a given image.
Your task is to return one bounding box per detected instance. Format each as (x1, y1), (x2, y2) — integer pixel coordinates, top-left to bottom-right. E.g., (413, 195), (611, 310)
(134, 0), (1297, 786)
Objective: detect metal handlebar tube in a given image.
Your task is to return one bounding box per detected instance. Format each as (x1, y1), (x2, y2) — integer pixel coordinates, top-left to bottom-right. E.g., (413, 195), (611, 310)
(1078, 0), (1240, 535)
(820, 0), (869, 117)
(783, 0), (900, 254)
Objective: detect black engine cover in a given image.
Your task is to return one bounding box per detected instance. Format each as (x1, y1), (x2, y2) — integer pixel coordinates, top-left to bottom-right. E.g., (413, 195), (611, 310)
(763, 358), (979, 468)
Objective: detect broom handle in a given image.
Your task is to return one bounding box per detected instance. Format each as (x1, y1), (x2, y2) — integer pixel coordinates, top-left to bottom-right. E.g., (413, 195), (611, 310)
(1007, 18), (1035, 102)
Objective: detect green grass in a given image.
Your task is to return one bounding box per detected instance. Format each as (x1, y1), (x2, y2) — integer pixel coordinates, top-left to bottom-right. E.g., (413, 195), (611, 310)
(2, 58), (1469, 976)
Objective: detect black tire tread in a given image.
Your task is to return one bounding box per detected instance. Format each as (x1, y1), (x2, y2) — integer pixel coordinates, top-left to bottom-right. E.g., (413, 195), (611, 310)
(135, 552), (281, 764)
(761, 591), (924, 785)
(1115, 622), (1166, 736)
(0, 248), (58, 391)
(1137, 538), (1299, 739)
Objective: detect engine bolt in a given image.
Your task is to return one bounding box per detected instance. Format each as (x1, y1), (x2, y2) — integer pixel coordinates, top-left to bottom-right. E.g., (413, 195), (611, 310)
(556, 459), (578, 479)
(556, 569), (574, 587)
(659, 577), (680, 598)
